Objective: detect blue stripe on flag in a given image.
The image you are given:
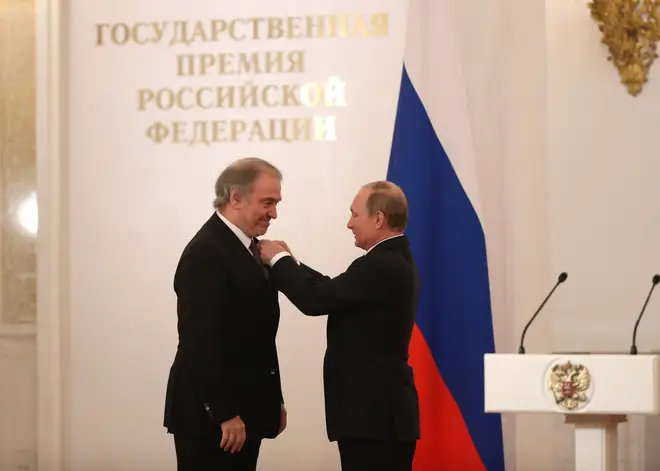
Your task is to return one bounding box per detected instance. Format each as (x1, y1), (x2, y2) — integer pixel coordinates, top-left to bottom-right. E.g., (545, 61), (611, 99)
(387, 65), (505, 471)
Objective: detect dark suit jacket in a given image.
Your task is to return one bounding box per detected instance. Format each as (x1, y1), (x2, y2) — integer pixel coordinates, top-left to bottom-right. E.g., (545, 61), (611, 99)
(164, 213), (284, 439)
(269, 235), (420, 442)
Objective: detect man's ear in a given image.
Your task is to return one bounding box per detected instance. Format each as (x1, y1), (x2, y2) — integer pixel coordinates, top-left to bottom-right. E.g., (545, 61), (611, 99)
(229, 188), (242, 208)
(375, 211), (385, 229)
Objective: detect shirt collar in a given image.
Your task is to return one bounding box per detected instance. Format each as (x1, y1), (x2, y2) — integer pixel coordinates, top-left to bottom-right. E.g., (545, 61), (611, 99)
(216, 210), (252, 251)
(366, 234), (404, 254)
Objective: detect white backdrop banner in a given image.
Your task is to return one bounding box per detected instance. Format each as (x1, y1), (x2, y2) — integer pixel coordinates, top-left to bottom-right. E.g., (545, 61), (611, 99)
(65, 0), (408, 469)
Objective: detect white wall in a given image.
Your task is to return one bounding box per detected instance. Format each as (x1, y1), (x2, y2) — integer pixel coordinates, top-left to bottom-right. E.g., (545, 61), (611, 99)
(545, 1), (660, 469)
(18, 0), (660, 471)
(0, 337), (36, 471)
(500, 0), (555, 468)
(62, 1), (407, 470)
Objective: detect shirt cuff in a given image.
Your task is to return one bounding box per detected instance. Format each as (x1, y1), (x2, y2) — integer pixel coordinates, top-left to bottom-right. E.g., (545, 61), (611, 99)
(269, 252), (300, 267)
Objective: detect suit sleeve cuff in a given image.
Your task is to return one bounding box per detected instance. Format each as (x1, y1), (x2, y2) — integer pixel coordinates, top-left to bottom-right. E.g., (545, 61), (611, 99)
(269, 252), (300, 267)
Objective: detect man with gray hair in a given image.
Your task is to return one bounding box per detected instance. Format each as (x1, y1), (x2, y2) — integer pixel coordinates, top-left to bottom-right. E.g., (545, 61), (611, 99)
(164, 157), (287, 471)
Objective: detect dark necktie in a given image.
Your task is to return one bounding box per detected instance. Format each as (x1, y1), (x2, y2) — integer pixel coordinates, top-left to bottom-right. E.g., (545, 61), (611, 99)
(249, 239), (261, 265)
(249, 239), (268, 278)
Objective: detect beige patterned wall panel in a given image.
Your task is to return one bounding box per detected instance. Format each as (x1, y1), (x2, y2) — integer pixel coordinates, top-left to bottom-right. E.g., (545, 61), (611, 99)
(0, 0), (37, 327)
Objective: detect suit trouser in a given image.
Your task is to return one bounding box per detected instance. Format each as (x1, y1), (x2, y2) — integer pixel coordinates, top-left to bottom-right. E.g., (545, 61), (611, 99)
(173, 433), (261, 471)
(338, 439), (417, 471)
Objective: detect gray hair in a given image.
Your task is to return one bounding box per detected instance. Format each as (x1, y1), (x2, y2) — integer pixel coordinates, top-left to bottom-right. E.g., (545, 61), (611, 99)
(213, 157), (282, 210)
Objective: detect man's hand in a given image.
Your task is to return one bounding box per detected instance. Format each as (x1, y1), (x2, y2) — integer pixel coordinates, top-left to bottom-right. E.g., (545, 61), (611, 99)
(273, 240), (293, 258)
(258, 239), (287, 264)
(220, 415), (246, 453)
(277, 404), (287, 436)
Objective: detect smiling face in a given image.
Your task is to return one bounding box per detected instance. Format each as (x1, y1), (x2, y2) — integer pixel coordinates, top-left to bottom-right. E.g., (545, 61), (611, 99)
(346, 187), (380, 250)
(230, 171), (281, 238)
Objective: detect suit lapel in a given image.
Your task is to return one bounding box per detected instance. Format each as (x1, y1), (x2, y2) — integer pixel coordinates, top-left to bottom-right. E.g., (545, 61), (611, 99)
(205, 214), (269, 281)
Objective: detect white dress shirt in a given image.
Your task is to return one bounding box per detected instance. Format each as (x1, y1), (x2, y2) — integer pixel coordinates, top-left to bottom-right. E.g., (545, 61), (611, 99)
(216, 211), (297, 266)
(216, 211), (252, 253)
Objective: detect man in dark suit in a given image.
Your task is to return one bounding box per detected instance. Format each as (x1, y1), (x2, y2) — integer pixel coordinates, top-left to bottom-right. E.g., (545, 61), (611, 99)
(164, 157), (287, 471)
(258, 181), (420, 471)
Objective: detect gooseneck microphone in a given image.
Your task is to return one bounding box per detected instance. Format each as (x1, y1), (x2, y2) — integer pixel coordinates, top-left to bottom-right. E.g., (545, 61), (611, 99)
(518, 272), (568, 354)
(629, 274), (660, 355)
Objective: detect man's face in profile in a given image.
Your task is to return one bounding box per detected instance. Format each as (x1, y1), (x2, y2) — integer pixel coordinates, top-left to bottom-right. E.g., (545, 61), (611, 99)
(233, 172), (281, 238)
(347, 188), (378, 250)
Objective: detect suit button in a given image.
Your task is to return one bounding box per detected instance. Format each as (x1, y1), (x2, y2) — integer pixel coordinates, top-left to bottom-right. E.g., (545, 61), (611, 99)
(270, 369), (276, 375)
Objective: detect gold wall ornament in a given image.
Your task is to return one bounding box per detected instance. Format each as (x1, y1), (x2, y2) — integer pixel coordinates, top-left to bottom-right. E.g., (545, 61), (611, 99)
(548, 361), (591, 410)
(588, 0), (660, 96)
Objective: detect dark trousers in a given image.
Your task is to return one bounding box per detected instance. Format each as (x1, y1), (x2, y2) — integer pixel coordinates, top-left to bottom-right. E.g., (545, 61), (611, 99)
(338, 439), (416, 471)
(173, 433), (261, 471)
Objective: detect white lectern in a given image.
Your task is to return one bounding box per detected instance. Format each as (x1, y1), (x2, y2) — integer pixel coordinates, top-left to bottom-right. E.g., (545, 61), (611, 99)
(484, 353), (660, 471)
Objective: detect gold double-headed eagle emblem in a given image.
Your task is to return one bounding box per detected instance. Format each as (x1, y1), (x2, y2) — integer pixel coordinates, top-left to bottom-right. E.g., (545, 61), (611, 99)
(547, 361), (591, 410)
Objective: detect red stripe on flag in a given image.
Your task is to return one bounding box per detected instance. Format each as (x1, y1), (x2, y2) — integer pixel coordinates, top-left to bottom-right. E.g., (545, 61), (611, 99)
(410, 325), (487, 471)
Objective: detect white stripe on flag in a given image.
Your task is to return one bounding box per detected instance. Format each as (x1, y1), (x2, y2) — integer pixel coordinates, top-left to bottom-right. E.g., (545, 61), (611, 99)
(403, 0), (484, 220)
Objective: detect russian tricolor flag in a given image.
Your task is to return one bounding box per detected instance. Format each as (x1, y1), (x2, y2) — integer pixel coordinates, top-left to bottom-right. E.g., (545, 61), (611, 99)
(387, 1), (506, 470)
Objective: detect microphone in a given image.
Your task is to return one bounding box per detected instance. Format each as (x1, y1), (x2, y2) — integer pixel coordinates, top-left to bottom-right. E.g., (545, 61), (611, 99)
(629, 274), (660, 355)
(518, 272), (568, 354)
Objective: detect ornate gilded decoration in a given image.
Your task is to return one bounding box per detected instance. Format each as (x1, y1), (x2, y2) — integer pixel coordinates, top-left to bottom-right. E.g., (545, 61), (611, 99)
(548, 361), (591, 410)
(588, 0), (660, 96)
